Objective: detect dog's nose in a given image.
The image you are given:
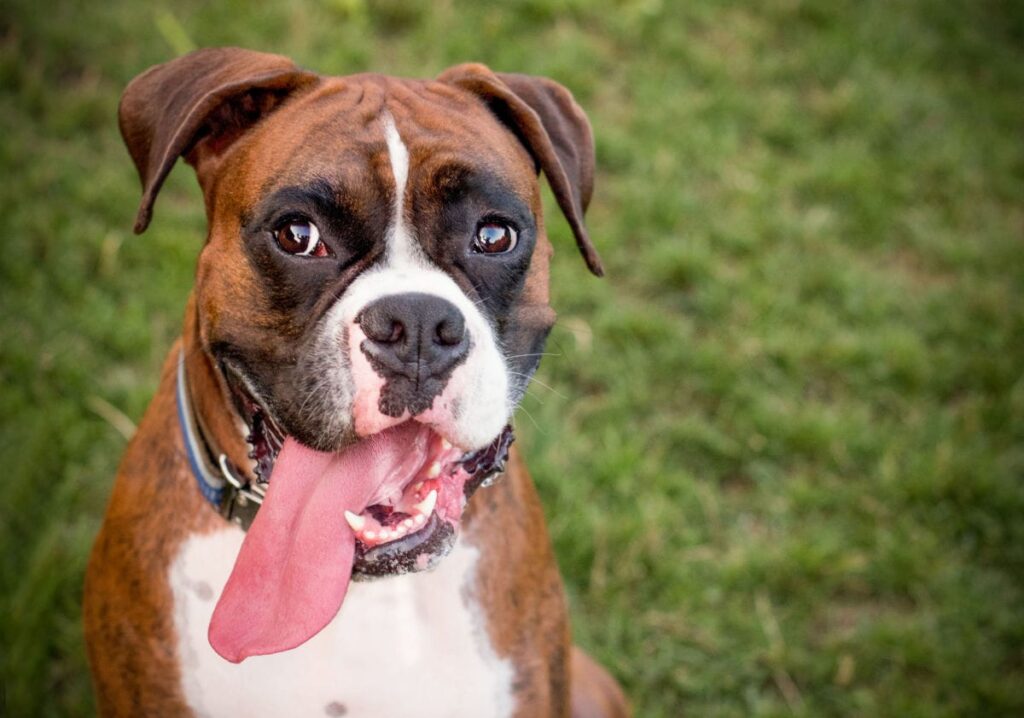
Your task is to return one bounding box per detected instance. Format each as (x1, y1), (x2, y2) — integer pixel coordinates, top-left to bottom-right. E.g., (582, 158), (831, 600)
(357, 293), (470, 389)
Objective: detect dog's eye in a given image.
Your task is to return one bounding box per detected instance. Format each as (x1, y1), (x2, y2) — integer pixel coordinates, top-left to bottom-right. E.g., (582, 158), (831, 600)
(471, 221), (518, 255)
(274, 220), (329, 257)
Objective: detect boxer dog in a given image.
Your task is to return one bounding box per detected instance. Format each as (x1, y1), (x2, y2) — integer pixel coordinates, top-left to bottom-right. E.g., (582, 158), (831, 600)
(84, 48), (629, 717)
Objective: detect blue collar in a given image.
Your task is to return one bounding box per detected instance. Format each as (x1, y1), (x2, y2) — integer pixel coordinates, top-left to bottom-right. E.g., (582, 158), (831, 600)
(176, 350), (266, 529)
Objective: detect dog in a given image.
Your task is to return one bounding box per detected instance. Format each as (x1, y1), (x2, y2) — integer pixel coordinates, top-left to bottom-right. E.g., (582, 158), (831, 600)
(83, 48), (629, 717)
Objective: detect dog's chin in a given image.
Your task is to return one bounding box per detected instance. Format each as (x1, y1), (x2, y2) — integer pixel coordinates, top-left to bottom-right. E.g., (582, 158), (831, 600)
(225, 367), (514, 580)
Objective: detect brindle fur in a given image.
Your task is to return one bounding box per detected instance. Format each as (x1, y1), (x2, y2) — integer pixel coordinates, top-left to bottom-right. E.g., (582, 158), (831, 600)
(84, 48), (629, 717)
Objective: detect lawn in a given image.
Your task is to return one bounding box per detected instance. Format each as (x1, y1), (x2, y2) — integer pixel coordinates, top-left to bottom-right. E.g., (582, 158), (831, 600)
(1, 1), (1023, 716)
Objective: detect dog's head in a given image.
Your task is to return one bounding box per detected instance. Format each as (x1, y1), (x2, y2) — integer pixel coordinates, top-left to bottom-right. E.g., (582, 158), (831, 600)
(121, 48), (600, 660)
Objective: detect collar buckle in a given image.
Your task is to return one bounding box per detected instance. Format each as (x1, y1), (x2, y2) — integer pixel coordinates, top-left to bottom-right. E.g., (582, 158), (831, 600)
(217, 453), (268, 529)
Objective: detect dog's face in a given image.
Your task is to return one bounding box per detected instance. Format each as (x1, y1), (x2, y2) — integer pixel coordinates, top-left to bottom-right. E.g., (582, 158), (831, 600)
(195, 76), (552, 455)
(120, 49), (601, 659)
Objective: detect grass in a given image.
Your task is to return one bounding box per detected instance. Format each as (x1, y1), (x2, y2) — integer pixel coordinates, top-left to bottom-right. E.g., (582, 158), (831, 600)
(2, 0), (1023, 715)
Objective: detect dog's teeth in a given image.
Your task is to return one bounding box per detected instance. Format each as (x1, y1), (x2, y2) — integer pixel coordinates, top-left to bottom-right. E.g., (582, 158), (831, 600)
(344, 511), (365, 532)
(413, 513), (426, 526)
(379, 528), (393, 541)
(413, 489), (437, 516)
(412, 481), (424, 493)
(363, 530), (377, 541)
(427, 462), (441, 479)
(441, 439), (452, 451)
(402, 518), (414, 529)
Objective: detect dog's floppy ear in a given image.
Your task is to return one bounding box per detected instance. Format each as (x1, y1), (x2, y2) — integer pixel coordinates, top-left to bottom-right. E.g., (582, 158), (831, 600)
(438, 64), (603, 277)
(119, 47), (318, 234)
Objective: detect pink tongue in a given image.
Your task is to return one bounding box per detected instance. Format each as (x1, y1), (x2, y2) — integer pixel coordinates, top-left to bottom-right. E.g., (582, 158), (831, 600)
(208, 424), (428, 663)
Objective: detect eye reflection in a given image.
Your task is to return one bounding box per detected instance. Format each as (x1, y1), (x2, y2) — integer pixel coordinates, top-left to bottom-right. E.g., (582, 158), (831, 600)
(472, 222), (517, 255)
(274, 220), (328, 257)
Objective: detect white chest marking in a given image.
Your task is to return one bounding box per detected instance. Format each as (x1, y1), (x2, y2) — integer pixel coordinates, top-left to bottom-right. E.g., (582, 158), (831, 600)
(170, 528), (514, 718)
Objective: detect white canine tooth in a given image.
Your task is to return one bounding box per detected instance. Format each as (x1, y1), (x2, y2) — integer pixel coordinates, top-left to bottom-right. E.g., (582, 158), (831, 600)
(441, 439), (452, 451)
(413, 489), (437, 516)
(344, 511), (365, 532)
(427, 461), (441, 479)
(413, 513), (426, 526)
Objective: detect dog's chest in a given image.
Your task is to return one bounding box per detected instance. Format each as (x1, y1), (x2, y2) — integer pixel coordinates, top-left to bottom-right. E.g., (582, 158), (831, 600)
(169, 528), (514, 717)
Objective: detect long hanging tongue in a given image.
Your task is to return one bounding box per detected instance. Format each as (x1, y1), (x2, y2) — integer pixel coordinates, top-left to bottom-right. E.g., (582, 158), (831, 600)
(208, 423), (429, 663)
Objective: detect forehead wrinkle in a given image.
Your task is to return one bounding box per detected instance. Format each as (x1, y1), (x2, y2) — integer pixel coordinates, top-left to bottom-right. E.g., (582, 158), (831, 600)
(298, 78), (385, 120)
(244, 84), (397, 212)
(266, 78), (389, 165)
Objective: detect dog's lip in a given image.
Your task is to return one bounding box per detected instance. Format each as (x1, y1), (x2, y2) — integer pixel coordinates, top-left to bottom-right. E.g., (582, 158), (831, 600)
(221, 360), (282, 431)
(352, 512), (456, 580)
(220, 360), (287, 480)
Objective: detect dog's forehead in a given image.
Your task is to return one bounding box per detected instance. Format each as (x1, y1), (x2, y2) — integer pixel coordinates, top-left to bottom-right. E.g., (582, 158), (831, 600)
(224, 74), (540, 210)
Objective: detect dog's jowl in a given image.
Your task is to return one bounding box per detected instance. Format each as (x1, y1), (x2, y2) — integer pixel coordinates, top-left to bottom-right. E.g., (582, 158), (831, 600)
(83, 48), (629, 718)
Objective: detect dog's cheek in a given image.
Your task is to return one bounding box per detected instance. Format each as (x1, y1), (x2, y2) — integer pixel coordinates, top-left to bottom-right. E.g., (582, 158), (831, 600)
(501, 305), (557, 406)
(266, 307), (360, 450)
(195, 235), (290, 365)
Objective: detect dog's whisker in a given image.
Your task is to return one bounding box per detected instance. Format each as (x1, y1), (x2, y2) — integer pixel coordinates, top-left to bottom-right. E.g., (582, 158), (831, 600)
(522, 388), (545, 406)
(513, 403), (543, 433)
(504, 352), (562, 360)
(507, 372), (567, 399)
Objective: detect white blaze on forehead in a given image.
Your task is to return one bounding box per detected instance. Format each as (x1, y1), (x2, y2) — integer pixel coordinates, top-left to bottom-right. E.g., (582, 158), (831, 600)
(381, 112), (418, 264)
(382, 113), (409, 198)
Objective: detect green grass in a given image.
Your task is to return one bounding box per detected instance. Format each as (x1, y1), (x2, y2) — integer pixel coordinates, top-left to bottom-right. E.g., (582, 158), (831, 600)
(2, 1), (1023, 715)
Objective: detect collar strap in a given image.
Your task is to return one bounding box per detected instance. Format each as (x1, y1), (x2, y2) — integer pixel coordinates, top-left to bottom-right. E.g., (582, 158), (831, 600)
(176, 350), (266, 530)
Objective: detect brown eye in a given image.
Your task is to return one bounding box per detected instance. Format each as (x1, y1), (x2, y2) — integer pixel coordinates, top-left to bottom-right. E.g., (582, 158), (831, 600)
(472, 221), (518, 255)
(274, 220), (328, 257)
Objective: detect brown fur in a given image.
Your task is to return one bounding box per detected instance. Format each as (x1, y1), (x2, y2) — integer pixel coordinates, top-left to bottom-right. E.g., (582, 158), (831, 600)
(83, 341), (218, 715)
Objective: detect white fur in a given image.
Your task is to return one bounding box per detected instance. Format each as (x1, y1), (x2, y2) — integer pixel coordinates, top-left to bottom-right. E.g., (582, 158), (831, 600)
(382, 116), (408, 183)
(170, 528), (514, 717)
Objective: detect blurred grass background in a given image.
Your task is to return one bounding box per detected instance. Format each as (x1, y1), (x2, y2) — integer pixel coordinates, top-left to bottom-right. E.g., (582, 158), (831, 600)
(2, 0), (1023, 716)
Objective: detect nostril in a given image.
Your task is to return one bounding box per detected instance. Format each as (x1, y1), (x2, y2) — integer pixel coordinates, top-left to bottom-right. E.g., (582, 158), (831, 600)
(435, 318), (465, 347)
(358, 303), (407, 345)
